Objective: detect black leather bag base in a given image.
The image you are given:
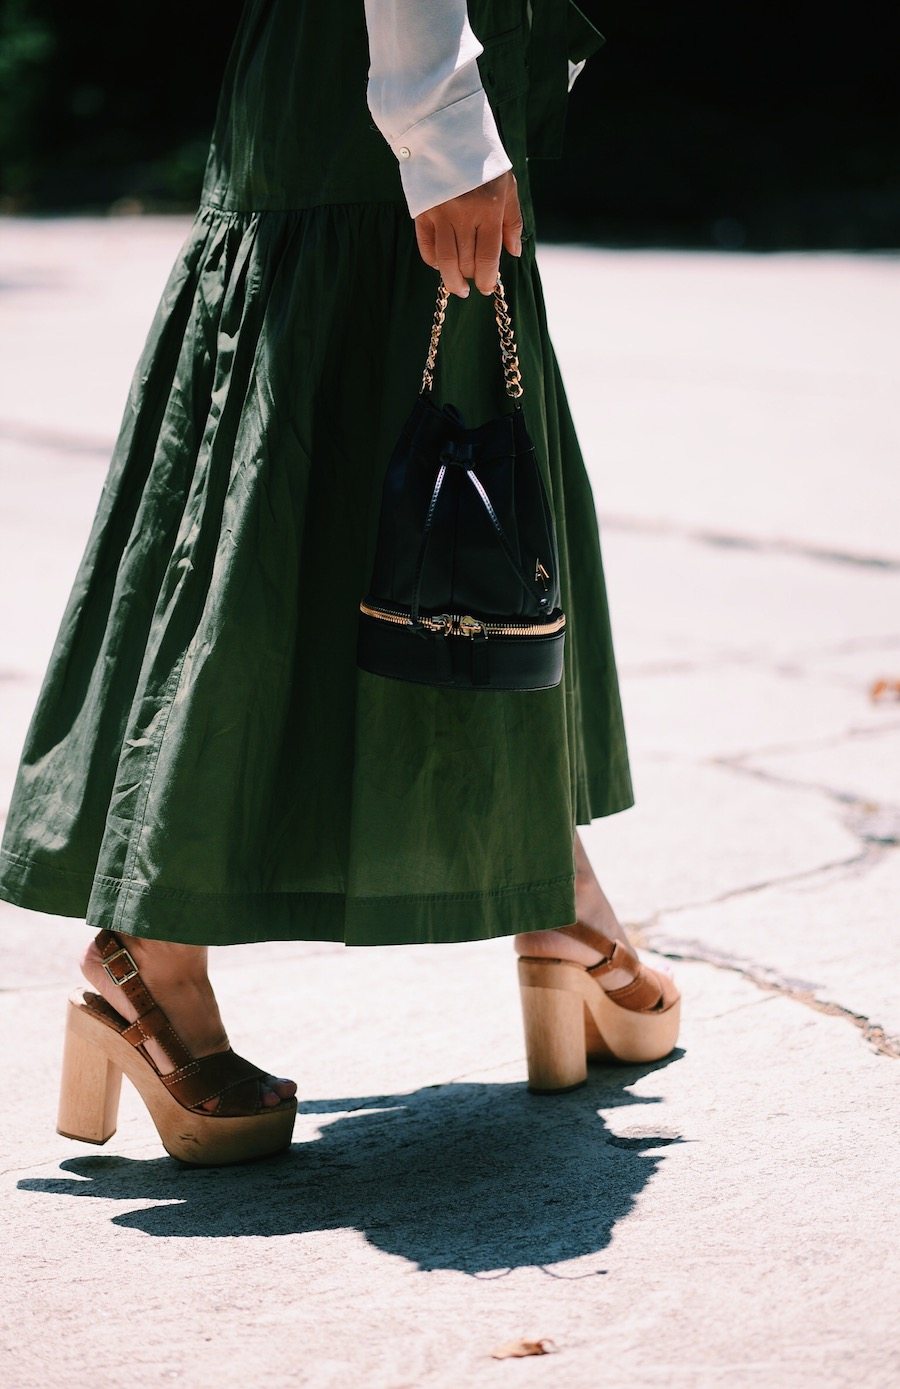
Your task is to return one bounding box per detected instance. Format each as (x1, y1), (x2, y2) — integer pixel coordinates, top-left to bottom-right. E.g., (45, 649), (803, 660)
(357, 280), (566, 692)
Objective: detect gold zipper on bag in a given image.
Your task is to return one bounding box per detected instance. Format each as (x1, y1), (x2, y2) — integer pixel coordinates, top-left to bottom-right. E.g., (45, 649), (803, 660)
(359, 600), (565, 639)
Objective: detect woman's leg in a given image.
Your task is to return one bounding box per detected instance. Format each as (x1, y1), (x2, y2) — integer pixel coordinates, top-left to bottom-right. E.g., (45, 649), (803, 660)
(513, 830), (639, 990)
(79, 935), (296, 1112)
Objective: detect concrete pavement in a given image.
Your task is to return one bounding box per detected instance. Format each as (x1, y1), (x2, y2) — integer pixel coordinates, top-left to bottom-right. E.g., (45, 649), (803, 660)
(1, 219), (899, 1388)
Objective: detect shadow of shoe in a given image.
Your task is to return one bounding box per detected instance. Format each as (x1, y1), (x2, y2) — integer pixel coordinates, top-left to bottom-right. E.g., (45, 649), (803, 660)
(19, 1060), (685, 1273)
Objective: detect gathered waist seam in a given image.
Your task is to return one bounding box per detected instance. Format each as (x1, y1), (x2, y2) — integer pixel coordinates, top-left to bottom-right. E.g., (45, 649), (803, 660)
(198, 195), (410, 219)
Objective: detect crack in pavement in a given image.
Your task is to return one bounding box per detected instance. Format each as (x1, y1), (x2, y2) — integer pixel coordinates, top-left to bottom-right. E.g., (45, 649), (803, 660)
(803, 634), (900, 656)
(622, 657), (900, 690)
(710, 756), (900, 843)
(626, 847), (874, 930)
(719, 721), (900, 764)
(628, 824), (899, 1058)
(636, 934), (900, 1059)
(617, 725), (900, 786)
(621, 630), (900, 685)
(698, 994), (779, 1022)
(600, 511), (900, 572)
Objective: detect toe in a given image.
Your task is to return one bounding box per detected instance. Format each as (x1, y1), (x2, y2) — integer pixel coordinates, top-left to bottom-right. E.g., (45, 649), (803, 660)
(260, 1075), (297, 1107)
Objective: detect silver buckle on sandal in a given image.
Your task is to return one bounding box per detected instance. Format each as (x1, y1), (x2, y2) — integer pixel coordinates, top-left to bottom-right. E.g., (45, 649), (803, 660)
(103, 947), (139, 985)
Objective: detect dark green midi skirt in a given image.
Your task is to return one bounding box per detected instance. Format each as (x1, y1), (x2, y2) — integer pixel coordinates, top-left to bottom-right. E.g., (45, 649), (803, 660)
(0, 0), (634, 946)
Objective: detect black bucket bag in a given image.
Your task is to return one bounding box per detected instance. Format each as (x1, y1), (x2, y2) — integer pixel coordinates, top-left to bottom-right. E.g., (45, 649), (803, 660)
(357, 277), (566, 691)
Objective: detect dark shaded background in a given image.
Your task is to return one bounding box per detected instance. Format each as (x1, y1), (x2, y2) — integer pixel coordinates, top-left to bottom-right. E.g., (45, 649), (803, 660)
(1, 0), (898, 249)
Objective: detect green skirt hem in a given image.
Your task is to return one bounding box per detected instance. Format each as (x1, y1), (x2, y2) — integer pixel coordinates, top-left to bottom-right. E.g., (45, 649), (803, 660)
(0, 783), (633, 947)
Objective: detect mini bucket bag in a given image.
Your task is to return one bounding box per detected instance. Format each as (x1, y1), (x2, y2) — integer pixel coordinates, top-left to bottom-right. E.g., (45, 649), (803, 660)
(356, 277), (566, 691)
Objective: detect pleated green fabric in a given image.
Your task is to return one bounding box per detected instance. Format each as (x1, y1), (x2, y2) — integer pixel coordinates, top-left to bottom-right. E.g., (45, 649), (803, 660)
(0, 0), (634, 945)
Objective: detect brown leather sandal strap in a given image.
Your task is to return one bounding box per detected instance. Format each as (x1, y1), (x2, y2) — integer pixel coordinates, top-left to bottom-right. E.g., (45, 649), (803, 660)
(583, 934), (670, 1011)
(617, 963), (680, 1012)
(561, 922), (653, 990)
(559, 923), (677, 1014)
(585, 937), (641, 982)
(93, 928), (195, 1072)
(562, 920), (619, 964)
(162, 1049), (268, 1112)
(120, 1008), (196, 1068)
(605, 969), (666, 1011)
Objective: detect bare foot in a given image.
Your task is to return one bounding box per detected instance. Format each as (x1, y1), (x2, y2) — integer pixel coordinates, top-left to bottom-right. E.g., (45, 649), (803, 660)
(80, 934), (297, 1114)
(514, 831), (664, 992)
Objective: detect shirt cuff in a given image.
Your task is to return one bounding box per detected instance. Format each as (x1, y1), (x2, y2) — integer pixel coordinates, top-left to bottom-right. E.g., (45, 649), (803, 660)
(386, 89), (514, 220)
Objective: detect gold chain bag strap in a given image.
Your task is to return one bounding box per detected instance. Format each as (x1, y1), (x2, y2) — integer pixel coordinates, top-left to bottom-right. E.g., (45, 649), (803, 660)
(421, 277), (524, 400)
(356, 274), (566, 691)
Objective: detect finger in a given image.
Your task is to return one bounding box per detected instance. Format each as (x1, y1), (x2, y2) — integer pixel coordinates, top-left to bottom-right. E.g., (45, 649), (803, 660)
(502, 176), (524, 258)
(457, 228), (477, 283)
(473, 216), (503, 295)
(434, 218), (469, 298)
(415, 215), (438, 269)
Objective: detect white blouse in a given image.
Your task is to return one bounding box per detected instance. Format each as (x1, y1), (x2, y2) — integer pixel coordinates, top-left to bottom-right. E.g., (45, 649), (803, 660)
(362, 0), (514, 219)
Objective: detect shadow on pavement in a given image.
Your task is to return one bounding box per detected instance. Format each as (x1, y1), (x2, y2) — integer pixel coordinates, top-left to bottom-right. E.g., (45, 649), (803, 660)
(19, 1063), (685, 1274)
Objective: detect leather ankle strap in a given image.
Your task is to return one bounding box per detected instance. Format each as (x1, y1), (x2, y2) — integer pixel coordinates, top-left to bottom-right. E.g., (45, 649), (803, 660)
(558, 922), (671, 1012)
(94, 929), (194, 1073)
(562, 920), (618, 964)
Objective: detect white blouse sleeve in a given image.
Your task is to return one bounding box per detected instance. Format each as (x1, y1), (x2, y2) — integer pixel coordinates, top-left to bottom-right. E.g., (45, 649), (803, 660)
(363, 0), (513, 219)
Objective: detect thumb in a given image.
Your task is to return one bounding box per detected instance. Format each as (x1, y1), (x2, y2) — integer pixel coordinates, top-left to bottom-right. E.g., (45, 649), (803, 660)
(502, 177), (524, 257)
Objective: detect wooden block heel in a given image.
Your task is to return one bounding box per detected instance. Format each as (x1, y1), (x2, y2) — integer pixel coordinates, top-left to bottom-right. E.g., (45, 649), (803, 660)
(519, 975), (589, 1093)
(57, 997), (123, 1144)
(517, 941), (681, 1093)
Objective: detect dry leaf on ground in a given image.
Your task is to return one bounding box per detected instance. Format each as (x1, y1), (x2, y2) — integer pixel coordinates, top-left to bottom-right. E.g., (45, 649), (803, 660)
(490, 1337), (558, 1360)
(870, 677), (900, 702)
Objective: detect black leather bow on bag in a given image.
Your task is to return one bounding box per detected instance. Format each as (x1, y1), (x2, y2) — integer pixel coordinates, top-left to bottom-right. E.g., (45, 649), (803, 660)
(356, 277), (566, 691)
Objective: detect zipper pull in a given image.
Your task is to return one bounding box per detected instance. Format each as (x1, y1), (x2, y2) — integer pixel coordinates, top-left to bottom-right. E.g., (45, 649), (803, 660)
(535, 558), (550, 590)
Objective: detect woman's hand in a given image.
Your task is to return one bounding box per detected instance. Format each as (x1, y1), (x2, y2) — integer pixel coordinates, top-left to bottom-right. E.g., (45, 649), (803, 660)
(414, 170), (524, 298)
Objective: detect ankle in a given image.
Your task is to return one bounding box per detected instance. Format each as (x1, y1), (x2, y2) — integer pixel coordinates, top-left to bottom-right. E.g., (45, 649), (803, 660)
(80, 934), (230, 1059)
(83, 933), (210, 987)
(514, 925), (606, 968)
